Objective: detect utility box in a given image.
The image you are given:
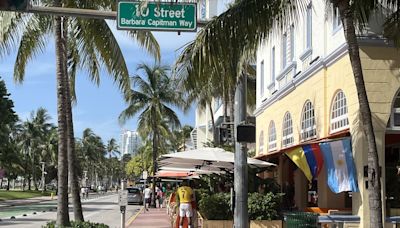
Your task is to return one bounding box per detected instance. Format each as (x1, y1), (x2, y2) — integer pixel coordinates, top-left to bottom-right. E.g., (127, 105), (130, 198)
(236, 124), (255, 143)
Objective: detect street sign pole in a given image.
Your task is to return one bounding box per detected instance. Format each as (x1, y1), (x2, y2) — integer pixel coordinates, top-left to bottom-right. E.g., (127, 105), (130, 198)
(120, 206), (126, 228)
(142, 171), (148, 213)
(234, 74), (249, 228)
(119, 189), (128, 228)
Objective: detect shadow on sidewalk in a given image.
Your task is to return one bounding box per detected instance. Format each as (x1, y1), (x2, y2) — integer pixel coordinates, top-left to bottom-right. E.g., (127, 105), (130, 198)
(128, 208), (170, 228)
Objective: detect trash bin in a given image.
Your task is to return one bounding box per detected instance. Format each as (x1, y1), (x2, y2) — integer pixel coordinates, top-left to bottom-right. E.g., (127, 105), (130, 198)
(284, 212), (319, 228)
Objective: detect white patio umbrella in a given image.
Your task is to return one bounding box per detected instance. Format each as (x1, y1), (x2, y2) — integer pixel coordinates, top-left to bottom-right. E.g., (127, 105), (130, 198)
(159, 166), (226, 175)
(159, 147), (275, 172)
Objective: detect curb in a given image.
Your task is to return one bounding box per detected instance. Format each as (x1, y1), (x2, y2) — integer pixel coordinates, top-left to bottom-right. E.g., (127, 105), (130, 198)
(126, 206), (144, 226)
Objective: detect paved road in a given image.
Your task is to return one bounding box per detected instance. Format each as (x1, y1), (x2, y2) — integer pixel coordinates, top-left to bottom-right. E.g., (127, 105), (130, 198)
(0, 194), (142, 227)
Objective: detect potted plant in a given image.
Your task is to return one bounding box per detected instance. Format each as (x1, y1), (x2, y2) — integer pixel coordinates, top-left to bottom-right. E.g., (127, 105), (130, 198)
(198, 193), (233, 228)
(248, 192), (283, 228)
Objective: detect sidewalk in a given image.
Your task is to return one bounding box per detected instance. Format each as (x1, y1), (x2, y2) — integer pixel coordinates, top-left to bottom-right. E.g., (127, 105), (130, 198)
(128, 208), (171, 228)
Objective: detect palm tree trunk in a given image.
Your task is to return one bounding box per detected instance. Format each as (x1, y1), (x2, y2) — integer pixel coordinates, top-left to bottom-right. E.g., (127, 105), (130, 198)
(55, 15), (70, 227)
(152, 130), (157, 207)
(28, 175), (31, 191)
(223, 85), (229, 122)
(32, 153), (38, 191)
(337, 1), (382, 227)
(207, 101), (217, 144)
(62, 17), (84, 222)
(229, 85), (236, 146)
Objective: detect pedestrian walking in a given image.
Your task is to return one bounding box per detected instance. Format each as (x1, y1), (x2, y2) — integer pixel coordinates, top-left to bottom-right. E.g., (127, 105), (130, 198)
(156, 185), (164, 208)
(81, 187), (86, 199)
(177, 181), (194, 228)
(143, 185), (152, 211)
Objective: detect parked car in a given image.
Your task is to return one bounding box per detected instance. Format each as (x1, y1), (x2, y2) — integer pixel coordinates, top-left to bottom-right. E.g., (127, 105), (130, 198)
(127, 187), (143, 205)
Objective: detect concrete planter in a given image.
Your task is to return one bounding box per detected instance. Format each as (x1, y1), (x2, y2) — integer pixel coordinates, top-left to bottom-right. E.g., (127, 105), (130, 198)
(200, 220), (282, 228)
(201, 220), (233, 228)
(250, 220), (283, 228)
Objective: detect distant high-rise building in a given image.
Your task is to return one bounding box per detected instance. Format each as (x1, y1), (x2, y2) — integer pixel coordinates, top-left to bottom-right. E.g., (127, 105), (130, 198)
(120, 130), (141, 156)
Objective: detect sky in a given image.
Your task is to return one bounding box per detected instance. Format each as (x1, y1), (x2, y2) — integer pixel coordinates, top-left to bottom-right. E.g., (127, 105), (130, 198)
(0, 25), (196, 143)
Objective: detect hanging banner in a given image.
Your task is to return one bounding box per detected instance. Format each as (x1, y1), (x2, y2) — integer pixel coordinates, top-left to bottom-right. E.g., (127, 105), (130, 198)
(319, 138), (359, 193)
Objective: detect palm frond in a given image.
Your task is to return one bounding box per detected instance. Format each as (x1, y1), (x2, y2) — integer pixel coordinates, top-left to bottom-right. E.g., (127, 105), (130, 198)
(70, 18), (101, 87)
(0, 12), (29, 59)
(127, 30), (161, 61)
(119, 102), (148, 125)
(13, 15), (52, 83)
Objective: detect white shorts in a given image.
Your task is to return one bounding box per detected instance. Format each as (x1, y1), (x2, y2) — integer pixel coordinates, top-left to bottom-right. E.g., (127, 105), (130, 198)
(179, 203), (192, 217)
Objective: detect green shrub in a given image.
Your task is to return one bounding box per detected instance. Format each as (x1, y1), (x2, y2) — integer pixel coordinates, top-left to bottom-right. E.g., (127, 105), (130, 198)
(248, 192), (283, 220)
(198, 193), (232, 220)
(43, 220), (109, 228)
(261, 178), (281, 194)
(194, 188), (210, 203)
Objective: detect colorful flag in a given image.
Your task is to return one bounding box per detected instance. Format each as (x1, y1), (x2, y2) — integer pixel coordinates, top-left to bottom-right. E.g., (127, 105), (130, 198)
(302, 144), (324, 178)
(319, 138), (359, 193)
(286, 147), (313, 181)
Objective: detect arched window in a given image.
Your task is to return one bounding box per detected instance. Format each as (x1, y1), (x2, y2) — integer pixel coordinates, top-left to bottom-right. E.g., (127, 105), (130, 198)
(301, 100), (316, 140)
(282, 112), (294, 147)
(268, 121), (277, 151)
(330, 90), (349, 133)
(259, 131), (264, 153)
(388, 90), (400, 129)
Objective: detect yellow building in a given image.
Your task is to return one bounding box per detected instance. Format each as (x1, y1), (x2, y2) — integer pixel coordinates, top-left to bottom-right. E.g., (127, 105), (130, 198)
(255, 1), (400, 227)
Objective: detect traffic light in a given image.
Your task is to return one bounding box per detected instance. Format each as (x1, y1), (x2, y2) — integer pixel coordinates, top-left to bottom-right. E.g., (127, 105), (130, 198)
(0, 0), (28, 11)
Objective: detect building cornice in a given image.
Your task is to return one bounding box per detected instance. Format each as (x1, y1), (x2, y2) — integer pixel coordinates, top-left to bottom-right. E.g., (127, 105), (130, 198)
(276, 62), (297, 81)
(254, 42), (348, 117)
(323, 42), (348, 67)
(254, 37), (391, 117)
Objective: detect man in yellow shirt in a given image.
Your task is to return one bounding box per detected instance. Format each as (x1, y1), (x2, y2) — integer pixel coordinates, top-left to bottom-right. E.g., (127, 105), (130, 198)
(177, 181), (194, 228)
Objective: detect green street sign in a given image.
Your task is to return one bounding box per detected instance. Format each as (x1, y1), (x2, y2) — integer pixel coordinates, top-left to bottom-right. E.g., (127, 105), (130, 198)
(117, 1), (197, 32)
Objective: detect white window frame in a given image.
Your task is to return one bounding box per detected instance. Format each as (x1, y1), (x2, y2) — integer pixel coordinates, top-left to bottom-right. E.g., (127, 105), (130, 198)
(282, 33), (287, 69)
(259, 131), (264, 153)
(268, 121), (277, 151)
(333, 7), (342, 32)
(387, 91), (400, 130)
(290, 24), (295, 62)
(260, 60), (265, 97)
(301, 100), (316, 141)
(330, 90), (349, 133)
(271, 46), (276, 84)
(306, 3), (312, 49)
(282, 112), (294, 147)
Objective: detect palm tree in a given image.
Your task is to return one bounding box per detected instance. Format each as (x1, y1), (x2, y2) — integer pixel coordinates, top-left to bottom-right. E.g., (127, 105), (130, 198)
(81, 129), (102, 185)
(175, 0), (400, 226)
(106, 138), (120, 187)
(106, 138), (120, 159)
(0, 0), (160, 225)
(119, 63), (183, 207)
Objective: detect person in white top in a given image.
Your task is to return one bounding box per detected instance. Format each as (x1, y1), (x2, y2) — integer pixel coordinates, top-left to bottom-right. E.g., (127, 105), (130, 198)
(143, 185), (152, 211)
